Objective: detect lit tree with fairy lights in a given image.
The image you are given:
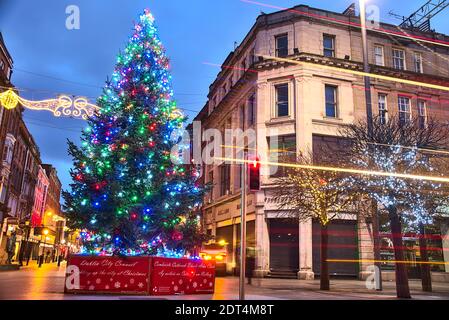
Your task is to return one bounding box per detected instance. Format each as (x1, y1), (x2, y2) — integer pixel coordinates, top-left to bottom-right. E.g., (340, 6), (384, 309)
(341, 115), (449, 299)
(63, 9), (209, 257)
(400, 158), (449, 293)
(273, 148), (360, 291)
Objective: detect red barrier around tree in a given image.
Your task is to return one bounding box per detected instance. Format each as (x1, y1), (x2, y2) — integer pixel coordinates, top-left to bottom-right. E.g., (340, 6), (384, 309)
(64, 255), (151, 294)
(149, 257), (216, 295)
(64, 255), (216, 296)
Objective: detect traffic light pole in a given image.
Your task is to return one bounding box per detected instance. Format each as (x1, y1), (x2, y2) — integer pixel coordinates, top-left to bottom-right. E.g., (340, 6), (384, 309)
(239, 152), (247, 301)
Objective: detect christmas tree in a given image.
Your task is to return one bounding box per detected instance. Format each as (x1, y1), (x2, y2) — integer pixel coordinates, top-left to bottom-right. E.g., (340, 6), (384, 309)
(63, 9), (208, 257)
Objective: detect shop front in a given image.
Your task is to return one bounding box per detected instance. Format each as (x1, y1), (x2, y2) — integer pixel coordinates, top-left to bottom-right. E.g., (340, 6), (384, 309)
(312, 220), (358, 277)
(268, 219), (299, 273)
(380, 231), (446, 279)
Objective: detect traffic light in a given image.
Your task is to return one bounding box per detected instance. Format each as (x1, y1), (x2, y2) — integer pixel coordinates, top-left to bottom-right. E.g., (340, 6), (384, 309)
(248, 156), (260, 191)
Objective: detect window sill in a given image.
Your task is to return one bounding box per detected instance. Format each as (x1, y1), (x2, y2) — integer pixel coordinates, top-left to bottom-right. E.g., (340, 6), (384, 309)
(312, 117), (344, 125)
(322, 116), (342, 121)
(266, 117), (295, 126)
(203, 193), (242, 209)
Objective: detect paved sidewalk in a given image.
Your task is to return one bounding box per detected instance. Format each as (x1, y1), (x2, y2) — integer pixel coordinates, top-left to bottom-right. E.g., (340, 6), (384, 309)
(0, 262), (448, 300)
(249, 277), (449, 300)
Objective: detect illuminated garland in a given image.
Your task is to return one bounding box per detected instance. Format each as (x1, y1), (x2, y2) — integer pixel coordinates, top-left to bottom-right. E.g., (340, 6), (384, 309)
(0, 88), (184, 121)
(0, 89), (100, 119)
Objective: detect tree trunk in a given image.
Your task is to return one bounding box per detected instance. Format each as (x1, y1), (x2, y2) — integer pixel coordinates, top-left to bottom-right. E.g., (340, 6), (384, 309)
(419, 223), (432, 292)
(320, 223), (330, 290)
(388, 206), (411, 298)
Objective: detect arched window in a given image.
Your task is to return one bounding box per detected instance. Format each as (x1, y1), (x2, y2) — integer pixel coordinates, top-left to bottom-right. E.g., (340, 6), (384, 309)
(2, 134), (16, 166)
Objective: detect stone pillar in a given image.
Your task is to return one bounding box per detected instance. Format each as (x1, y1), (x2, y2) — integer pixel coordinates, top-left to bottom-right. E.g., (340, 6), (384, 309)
(298, 219), (314, 279)
(358, 215), (375, 280)
(441, 221), (449, 273)
(254, 207), (270, 277)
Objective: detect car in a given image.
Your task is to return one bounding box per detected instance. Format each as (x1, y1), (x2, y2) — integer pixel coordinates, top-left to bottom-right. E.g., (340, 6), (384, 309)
(200, 241), (228, 276)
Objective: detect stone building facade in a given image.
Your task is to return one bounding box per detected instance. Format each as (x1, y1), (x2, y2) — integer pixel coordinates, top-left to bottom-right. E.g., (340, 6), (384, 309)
(0, 32), (17, 218)
(193, 4), (449, 278)
(41, 164), (64, 257)
(0, 32), (62, 264)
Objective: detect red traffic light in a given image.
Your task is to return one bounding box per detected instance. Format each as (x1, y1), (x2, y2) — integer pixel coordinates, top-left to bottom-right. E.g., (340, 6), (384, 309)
(248, 156), (260, 191)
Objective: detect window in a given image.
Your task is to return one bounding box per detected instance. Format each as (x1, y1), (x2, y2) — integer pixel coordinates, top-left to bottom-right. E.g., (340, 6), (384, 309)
(392, 49), (405, 70)
(222, 84), (227, 97)
(250, 48), (256, 64)
(418, 100), (427, 129)
(378, 94), (388, 124)
(219, 164), (231, 196)
(239, 104), (245, 129)
(208, 170), (214, 201)
(2, 139), (14, 165)
(241, 58), (247, 73)
(2, 145), (7, 162)
(235, 164), (242, 189)
(374, 45), (384, 66)
(212, 96), (217, 110)
(275, 34), (288, 57)
(313, 135), (350, 165)
(323, 35), (335, 57)
(398, 96), (411, 125)
(0, 176), (7, 203)
(325, 85), (338, 118)
(248, 94), (256, 126)
(268, 135), (296, 177)
(275, 84), (289, 117)
(414, 52), (423, 73)
(7, 195), (18, 217)
(0, 60), (4, 71)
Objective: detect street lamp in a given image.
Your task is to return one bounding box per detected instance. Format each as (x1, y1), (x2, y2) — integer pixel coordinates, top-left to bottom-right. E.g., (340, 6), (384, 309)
(38, 228), (49, 268)
(359, 0), (373, 132)
(359, 0), (382, 291)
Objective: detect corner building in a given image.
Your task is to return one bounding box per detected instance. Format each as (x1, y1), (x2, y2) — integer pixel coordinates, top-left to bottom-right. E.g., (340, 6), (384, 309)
(193, 4), (449, 279)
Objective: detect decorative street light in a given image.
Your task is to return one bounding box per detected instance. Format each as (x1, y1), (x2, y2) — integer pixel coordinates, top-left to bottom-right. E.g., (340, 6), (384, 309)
(38, 228), (49, 268)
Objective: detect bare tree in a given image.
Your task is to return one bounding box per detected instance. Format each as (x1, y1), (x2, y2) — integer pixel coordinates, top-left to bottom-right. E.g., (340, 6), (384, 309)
(340, 115), (449, 298)
(272, 150), (359, 290)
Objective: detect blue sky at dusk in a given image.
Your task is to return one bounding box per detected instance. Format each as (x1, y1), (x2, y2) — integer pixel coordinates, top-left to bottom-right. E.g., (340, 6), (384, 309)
(1, 0), (449, 193)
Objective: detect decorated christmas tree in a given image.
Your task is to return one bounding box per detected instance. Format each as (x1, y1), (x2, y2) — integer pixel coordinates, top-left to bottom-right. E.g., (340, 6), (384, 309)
(63, 9), (208, 257)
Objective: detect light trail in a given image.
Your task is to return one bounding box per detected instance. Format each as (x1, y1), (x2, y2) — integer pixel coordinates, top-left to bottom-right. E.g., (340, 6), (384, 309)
(351, 84), (449, 109)
(205, 58), (449, 109)
(214, 157), (449, 183)
(260, 54), (449, 92)
(221, 145), (292, 154)
(367, 142), (449, 156)
(221, 142), (449, 158)
(241, 0), (449, 48)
